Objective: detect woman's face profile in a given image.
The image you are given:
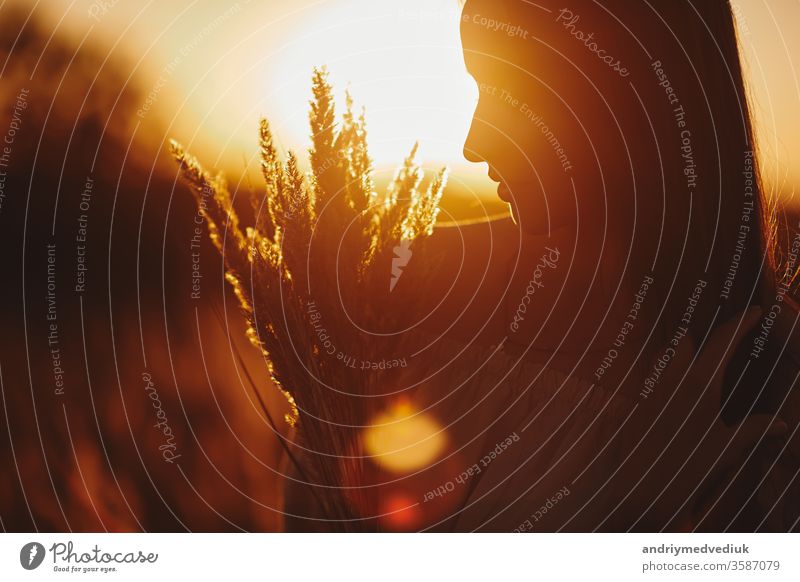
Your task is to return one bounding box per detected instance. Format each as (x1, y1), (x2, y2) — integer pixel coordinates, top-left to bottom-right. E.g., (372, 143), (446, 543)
(460, 0), (628, 234)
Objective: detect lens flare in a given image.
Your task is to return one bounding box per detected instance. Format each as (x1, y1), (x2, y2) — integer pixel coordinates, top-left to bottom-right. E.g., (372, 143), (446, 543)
(363, 400), (446, 474)
(381, 493), (421, 531)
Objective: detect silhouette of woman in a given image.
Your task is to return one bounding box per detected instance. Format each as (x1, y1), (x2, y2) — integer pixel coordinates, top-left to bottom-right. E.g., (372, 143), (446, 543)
(285, 0), (800, 531)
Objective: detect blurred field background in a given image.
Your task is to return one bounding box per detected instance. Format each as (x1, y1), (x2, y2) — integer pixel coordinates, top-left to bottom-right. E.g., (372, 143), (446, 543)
(0, 0), (798, 531)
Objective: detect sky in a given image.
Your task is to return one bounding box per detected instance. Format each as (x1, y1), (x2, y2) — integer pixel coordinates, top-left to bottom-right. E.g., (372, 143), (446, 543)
(19, 0), (800, 203)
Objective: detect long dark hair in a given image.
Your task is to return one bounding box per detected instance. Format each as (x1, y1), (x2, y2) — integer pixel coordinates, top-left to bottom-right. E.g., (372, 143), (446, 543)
(657, 0), (777, 320)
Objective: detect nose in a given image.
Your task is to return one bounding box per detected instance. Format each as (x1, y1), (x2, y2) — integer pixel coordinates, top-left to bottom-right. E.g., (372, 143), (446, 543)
(462, 117), (485, 164)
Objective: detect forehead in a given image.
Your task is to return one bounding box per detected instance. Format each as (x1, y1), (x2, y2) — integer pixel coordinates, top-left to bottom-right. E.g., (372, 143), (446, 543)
(460, 0), (513, 45)
(460, 0), (610, 81)
(460, 1), (530, 77)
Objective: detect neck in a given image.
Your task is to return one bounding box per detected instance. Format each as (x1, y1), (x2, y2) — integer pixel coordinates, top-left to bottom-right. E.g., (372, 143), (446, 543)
(503, 216), (658, 384)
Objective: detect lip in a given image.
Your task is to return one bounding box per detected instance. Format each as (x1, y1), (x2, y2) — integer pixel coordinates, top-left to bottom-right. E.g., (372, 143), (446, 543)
(486, 168), (511, 202)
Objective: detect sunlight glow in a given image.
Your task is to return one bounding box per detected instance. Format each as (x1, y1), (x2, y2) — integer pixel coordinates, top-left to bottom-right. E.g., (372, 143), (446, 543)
(267, 0), (479, 172)
(363, 400), (447, 474)
(42, 0), (800, 199)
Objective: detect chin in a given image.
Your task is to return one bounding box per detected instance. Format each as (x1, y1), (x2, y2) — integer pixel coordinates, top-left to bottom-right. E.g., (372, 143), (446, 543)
(498, 184), (547, 234)
(506, 201), (551, 234)
(503, 188), (575, 234)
